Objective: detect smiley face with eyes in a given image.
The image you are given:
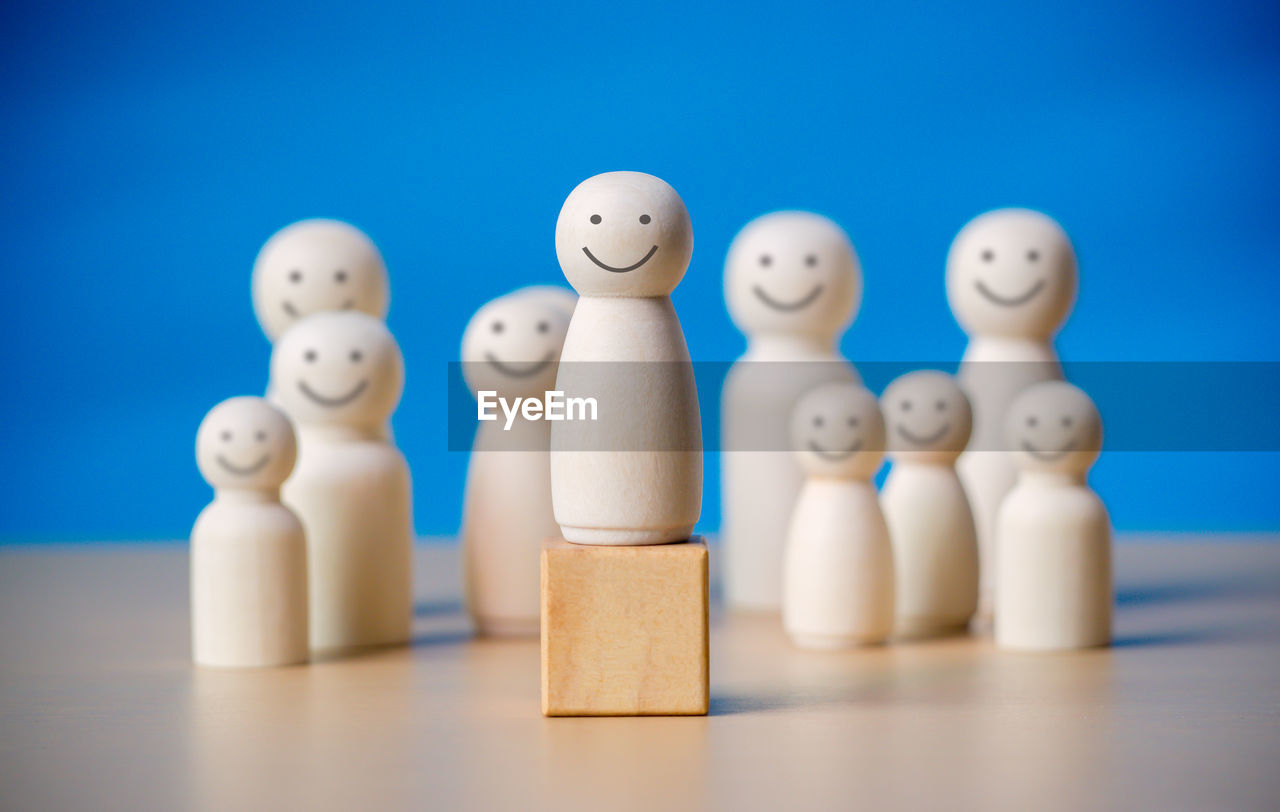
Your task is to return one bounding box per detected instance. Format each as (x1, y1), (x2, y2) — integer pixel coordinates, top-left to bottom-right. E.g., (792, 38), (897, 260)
(555, 171), (693, 298)
(791, 382), (885, 479)
(196, 396), (297, 490)
(270, 311), (404, 429)
(726, 211), (861, 341)
(881, 370), (973, 463)
(1006, 381), (1102, 475)
(946, 209), (1078, 341)
(461, 290), (572, 398)
(252, 219), (390, 342)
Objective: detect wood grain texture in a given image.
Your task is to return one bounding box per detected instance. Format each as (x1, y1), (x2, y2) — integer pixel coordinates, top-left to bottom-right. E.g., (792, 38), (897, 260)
(0, 538), (1278, 810)
(541, 536), (709, 716)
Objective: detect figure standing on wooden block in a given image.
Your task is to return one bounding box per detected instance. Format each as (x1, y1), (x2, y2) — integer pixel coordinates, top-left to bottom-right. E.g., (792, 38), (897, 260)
(461, 288), (573, 636)
(782, 383), (894, 649)
(722, 211), (862, 612)
(272, 311), (413, 650)
(880, 370), (979, 639)
(947, 209), (1077, 624)
(995, 381), (1111, 650)
(550, 171), (701, 545)
(191, 397), (308, 668)
(252, 218), (394, 437)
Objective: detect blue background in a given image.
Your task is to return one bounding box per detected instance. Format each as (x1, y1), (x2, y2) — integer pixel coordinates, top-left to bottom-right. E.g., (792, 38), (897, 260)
(2, 0), (1277, 542)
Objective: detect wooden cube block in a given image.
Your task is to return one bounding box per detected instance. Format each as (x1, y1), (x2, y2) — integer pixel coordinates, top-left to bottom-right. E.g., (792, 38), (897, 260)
(541, 536), (709, 716)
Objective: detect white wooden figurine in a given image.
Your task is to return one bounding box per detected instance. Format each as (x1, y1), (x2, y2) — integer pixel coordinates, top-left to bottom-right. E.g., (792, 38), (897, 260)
(782, 383), (894, 648)
(722, 211), (862, 611)
(947, 208), (1077, 623)
(272, 311), (413, 650)
(879, 370), (978, 638)
(995, 381), (1111, 650)
(461, 288), (573, 635)
(191, 397), (308, 667)
(550, 171), (701, 545)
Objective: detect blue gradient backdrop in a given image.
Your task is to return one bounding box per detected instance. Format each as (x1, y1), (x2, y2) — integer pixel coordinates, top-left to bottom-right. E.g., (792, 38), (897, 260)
(2, 0), (1277, 541)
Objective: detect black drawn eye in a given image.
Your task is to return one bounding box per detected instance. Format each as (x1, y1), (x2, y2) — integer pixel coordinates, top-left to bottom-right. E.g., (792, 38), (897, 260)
(760, 254), (772, 267)
(289, 269), (303, 283)
(936, 400), (946, 411)
(537, 321), (550, 334)
(590, 214), (602, 225)
(350, 349), (362, 363)
(981, 249), (994, 262)
(805, 255), (817, 267)
(1062, 416), (1073, 427)
(813, 415), (824, 428)
(847, 416), (858, 427)
(1027, 416), (1038, 427)
(1027, 249), (1040, 262)
(491, 321), (504, 334)
(304, 349), (317, 363)
(255, 430), (266, 442)
(639, 214), (651, 224)
(334, 269), (348, 283)
(220, 430), (232, 441)
(901, 400), (913, 412)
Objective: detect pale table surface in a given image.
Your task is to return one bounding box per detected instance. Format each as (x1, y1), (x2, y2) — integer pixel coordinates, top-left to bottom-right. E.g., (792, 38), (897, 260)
(1, 538), (1278, 811)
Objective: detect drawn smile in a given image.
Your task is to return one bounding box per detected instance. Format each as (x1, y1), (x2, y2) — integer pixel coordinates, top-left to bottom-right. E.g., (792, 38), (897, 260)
(582, 245), (658, 273)
(975, 279), (1045, 307)
(897, 423), (950, 446)
(486, 351), (553, 378)
(753, 285), (824, 312)
(216, 455), (269, 476)
(1022, 439), (1074, 461)
(281, 299), (354, 318)
(808, 439), (862, 461)
(298, 379), (368, 407)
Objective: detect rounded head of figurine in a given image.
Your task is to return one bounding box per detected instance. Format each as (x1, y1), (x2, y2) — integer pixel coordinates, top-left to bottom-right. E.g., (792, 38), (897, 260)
(881, 370), (972, 464)
(945, 209), (1076, 340)
(271, 311), (403, 429)
(461, 292), (571, 398)
(511, 284), (577, 321)
(196, 396), (297, 490)
(252, 219), (390, 341)
(725, 211), (861, 341)
(555, 171), (692, 297)
(791, 382), (885, 479)
(1006, 381), (1101, 476)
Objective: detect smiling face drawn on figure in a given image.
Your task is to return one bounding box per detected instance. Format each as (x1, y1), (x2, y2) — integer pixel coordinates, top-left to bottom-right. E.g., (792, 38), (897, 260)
(196, 396), (297, 490)
(946, 209), (1077, 341)
(881, 370), (972, 464)
(252, 219), (390, 341)
(555, 172), (693, 298)
(270, 311), (404, 429)
(461, 292), (571, 398)
(1006, 381), (1101, 476)
(790, 382), (885, 479)
(726, 211), (861, 342)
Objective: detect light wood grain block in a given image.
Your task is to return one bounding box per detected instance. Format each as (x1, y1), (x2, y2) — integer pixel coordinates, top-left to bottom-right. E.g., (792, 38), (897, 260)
(540, 536), (709, 716)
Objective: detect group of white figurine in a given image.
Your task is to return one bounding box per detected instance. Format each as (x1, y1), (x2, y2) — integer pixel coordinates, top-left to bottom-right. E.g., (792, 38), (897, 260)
(191, 170), (1111, 670)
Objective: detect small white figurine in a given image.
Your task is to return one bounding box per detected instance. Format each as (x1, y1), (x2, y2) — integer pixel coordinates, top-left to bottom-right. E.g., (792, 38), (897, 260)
(550, 171), (701, 545)
(782, 383), (894, 649)
(461, 288), (573, 636)
(947, 208), (1077, 623)
(722, 211), (862, 612)
(995, 381), (1111, 650)
(191, 397), (308, 668)
(879, 370), (978, 638)
(272, 311), (413, 650)
(251, 219), (390, 342)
